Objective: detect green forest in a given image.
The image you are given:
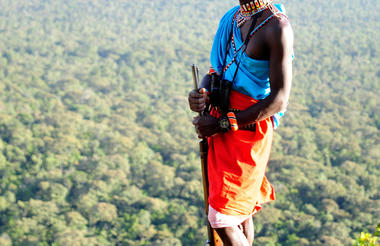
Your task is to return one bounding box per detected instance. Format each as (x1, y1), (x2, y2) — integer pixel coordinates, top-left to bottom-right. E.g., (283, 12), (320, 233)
(0, 0), (379, 245)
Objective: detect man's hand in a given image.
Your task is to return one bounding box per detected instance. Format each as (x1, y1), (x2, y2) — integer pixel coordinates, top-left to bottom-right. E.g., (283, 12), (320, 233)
(192, 114), (220, 138)
(188, 88), (209, 113)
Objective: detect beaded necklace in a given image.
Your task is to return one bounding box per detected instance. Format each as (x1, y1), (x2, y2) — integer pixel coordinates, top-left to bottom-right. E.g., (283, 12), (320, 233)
(237, 0), (272, 27)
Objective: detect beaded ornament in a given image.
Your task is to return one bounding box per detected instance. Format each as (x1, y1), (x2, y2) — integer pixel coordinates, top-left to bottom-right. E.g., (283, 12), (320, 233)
(237, 0), (272, 27)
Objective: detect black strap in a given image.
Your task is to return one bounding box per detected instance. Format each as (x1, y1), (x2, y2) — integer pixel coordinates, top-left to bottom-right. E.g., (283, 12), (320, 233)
(231, 11), (263, 83)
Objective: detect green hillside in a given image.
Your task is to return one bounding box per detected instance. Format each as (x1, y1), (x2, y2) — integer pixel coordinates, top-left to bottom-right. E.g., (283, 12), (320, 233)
(0, 0), (379, 245)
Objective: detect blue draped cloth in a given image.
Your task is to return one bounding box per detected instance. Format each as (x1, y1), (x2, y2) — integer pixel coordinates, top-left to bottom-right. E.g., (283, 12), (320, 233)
(210, 4), (288, 128)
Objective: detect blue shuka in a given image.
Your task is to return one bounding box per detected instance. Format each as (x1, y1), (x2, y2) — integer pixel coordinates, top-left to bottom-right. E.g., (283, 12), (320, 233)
(210, 4), (289, 128)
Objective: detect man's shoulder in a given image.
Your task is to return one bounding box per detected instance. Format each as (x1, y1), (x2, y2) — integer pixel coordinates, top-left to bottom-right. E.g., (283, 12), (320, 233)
(266, 14), (293, 46)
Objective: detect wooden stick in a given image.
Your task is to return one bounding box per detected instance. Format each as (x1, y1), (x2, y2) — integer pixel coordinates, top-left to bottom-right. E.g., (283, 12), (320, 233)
(191, 64), (223, 246)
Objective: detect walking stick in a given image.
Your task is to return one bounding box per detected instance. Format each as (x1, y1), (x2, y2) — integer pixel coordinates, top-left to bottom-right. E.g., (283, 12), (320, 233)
(191, 65), (223, 246)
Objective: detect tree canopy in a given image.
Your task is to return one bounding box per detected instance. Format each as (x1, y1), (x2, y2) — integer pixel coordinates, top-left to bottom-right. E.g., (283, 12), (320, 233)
(0, 0), (378, 245)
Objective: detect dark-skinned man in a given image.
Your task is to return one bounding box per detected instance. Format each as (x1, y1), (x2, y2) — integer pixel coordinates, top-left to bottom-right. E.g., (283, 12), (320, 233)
(188, 1), (293, 245)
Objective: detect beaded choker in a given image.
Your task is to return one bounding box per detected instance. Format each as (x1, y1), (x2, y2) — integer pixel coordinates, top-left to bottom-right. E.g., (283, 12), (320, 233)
(237, 0), (272, 27)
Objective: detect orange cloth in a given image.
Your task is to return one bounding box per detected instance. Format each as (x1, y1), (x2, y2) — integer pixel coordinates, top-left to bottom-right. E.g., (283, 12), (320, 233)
(207, 90), (275, 216)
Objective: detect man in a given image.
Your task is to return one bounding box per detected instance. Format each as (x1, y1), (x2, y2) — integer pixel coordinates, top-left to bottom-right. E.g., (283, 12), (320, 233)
(188, 0), (293, 245)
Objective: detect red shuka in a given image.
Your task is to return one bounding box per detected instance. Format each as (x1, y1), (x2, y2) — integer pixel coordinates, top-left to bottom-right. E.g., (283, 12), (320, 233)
(207, 90), (275, 216)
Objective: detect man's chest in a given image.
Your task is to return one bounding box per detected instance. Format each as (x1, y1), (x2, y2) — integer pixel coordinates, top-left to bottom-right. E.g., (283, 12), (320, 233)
(245, 34), (270, 60)
(238, 13), (273, 61)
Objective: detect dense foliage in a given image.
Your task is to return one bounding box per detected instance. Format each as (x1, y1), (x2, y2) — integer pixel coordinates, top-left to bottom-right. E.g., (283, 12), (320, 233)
(0, 0), (378, 245)
(354, 223), (380, 246)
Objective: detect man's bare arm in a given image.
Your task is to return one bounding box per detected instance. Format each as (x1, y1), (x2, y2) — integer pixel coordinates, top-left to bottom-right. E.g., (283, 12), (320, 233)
(235, 19), (294, 126)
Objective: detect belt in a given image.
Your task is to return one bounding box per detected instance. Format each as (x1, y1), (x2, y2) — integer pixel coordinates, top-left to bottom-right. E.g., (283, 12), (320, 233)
(228, 108), (256, 132)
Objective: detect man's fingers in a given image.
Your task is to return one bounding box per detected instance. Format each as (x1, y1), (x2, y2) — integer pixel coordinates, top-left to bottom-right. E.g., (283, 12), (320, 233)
(189, 90), (204, 98)
(188, 89), (208, 113)
(198, 88), (209, 101)
(192, 104), (206, 112)
(189, 95), (206, 112)
(189, 96), (205, 104)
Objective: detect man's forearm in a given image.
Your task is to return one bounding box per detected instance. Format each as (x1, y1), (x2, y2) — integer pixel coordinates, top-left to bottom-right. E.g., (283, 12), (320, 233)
(235, 90), (288, 126)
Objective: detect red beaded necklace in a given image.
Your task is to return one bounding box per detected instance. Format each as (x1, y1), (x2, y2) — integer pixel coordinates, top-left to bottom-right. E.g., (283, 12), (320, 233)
(237, 0), (272, 27)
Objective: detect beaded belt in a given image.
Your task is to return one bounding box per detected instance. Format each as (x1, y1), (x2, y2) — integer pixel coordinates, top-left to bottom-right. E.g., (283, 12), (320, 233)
(229, 108), (256, 131)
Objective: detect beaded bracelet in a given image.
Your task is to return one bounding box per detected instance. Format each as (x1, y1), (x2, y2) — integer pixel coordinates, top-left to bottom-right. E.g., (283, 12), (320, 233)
(227, 112), (239, 132)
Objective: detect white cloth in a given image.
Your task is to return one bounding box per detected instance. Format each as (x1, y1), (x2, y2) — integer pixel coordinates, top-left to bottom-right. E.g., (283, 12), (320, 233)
(208, 205), (255, 228)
